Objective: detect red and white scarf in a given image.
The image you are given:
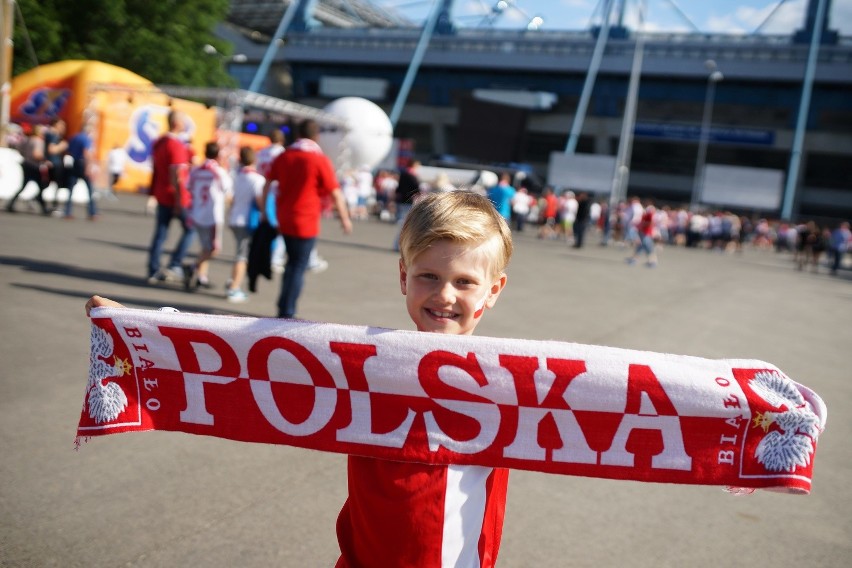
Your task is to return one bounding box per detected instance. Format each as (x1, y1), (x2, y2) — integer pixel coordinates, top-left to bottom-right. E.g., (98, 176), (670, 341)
(78, 308), (827, 494)
(288, 138), (324, 154)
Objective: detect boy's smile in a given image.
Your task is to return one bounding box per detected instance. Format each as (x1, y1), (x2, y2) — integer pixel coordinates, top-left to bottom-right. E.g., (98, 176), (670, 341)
(399, 240), (506, 336)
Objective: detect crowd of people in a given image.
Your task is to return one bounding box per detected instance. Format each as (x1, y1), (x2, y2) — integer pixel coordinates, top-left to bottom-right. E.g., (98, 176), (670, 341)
(145, 112), (351, 312)
(347, 169), (852, 276)
(6, 116), (850, 298)
(4, 118), (110, 219)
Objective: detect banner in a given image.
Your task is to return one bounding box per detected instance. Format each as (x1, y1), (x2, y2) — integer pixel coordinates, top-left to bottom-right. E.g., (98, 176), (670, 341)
(78, 308), (827, 494)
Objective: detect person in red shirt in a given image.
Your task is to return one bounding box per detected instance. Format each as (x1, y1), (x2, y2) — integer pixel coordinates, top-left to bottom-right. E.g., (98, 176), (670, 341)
(626, 201), (659, 267)
(536, 186), (558, 240)
(336, 191), (512, 568)
(147, 111), (194, 283)
(262, 119), (352, 318)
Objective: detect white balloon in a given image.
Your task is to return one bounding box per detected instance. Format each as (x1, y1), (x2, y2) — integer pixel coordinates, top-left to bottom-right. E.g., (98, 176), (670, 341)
(318, 97), (393, 172)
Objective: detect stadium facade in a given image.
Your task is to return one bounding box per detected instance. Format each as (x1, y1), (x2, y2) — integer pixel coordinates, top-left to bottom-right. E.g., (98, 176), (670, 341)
(218, 0), (852, 220)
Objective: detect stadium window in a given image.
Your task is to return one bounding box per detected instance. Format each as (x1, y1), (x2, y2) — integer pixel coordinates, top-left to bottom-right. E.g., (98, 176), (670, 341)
(394, 123), (434, 156)
(804, 153), (852, 190)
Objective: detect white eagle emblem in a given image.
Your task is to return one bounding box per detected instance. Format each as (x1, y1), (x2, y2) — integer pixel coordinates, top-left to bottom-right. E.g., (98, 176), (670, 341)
(749, 371), (821, 473)
(86, 325), (129, 424)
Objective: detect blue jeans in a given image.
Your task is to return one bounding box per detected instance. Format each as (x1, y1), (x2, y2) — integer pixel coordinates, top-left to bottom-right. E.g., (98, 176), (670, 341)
(393, 203), (413, 251)
(277, 235), (316, 318)
(64, 162), (97, 218)
(635, 234), (655, 256)
(6, 163), (49, 214)
(147, 204), (195, 277)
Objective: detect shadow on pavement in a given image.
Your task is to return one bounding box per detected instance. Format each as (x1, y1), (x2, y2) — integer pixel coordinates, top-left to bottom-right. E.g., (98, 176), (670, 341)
(8, 283), (260, 317)
(1, 255), (148, 288)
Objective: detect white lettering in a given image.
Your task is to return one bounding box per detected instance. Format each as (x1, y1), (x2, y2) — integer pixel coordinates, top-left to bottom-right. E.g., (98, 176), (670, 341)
(718, 450), (735, 465)
(600, 415), (692, 470)
(424, 400), (500, 454)
(503, 408), (596, 464)
(250, 381), (336, 436)
(336, 391), (416, 448)
(179, 373), (237, 426)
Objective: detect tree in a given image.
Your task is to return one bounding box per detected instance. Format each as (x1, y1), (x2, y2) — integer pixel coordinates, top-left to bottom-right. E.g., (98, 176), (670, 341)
(12, 0), (236, 87)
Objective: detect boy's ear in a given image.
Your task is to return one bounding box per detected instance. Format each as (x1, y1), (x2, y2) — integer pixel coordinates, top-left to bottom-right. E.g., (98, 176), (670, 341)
(399, 258), (408, 295)
(485, 273), (507, 310)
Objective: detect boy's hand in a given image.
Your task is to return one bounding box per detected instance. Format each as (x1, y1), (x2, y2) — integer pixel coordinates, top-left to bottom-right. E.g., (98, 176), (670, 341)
(341, 216), (353, 235)
(85, 295), (125, 317)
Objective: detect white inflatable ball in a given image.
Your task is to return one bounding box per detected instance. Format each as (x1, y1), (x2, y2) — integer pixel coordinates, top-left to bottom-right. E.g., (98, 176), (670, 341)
(318, 97), (393, 172)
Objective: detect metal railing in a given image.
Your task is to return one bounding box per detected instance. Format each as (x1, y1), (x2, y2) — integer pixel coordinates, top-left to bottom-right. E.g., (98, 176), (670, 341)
(280, 28), (852, 67)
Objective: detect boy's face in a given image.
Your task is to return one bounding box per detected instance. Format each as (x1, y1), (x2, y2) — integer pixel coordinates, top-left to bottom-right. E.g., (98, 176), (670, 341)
(399, 240), (506, 336)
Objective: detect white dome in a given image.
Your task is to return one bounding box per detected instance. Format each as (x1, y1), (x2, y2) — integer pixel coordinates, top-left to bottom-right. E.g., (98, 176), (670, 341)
(318, 97), (393, 172)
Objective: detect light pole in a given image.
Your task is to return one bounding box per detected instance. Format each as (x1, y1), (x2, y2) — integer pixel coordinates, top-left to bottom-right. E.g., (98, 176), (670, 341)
(690, 60), (723, 210)
(203, 44), (248, 64)
(1, 0), (14, 148)
(203, 44), (248, 87)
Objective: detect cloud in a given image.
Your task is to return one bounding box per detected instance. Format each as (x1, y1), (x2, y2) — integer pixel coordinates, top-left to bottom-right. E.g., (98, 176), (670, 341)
(830, 0), (852, 34)
(706, 14), (749, 35)
(558, 0), (595, 8)
(737, 0), (806, 34)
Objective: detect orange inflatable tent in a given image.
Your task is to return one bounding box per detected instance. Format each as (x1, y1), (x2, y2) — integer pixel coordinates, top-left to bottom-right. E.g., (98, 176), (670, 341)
(10, 60), (217, 192)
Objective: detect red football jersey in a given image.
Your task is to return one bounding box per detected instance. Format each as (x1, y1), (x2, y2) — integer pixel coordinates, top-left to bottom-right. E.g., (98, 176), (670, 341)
(150, 134), (191, 208)
(336, 456), (509, 568)
(268, 147), (338, 238)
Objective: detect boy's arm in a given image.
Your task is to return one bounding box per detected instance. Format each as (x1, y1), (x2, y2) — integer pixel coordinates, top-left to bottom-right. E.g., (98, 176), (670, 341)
(85, 295), (125, 317)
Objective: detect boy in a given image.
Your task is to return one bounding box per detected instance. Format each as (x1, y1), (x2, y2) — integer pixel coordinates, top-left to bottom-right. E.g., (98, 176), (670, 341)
(86, 190), (513, 567)
(185, 141), (232, 290)
(335, 190), (513, 568)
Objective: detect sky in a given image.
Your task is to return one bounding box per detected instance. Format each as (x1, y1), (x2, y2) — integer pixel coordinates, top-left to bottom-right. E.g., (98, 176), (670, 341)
(378, 0), (852, 36)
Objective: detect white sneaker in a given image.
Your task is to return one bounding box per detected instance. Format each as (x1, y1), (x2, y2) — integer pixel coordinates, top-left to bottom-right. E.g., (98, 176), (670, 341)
(308, 259), (329, 274)
(147, 269), (167, 285)
(163, 266), (185, 282)
(226, 288), (248, 303)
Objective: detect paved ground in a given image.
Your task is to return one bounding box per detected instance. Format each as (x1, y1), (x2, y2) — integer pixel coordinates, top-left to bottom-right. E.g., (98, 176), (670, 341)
(1, 193), (849, 567)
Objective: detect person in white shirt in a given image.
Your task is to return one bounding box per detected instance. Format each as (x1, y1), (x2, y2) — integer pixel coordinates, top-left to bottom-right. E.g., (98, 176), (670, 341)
(185, 141), (232, 290)
(355, 165), (374, 220)
(104, 144), (127, 200)
(257, 130), (286, 270)
(510, 186), (532, 231)
(560, 190), (578, 241)
(226, 146), (265, 303)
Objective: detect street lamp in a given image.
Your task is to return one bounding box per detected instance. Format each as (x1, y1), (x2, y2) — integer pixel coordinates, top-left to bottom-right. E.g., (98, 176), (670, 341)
(690, 60), (723, 210)
(203, 44), (247, 63)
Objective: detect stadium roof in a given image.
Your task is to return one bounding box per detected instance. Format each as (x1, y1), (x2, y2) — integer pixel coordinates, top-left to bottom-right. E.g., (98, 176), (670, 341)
(227, 0), (413, 34)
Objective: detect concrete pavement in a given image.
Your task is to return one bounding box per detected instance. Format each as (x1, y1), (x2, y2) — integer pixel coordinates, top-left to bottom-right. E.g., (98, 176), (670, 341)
(0, 193), (849, 567)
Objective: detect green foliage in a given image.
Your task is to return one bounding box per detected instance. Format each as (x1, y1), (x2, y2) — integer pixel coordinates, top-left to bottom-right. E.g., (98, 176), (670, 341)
(12, 0), (236, 87)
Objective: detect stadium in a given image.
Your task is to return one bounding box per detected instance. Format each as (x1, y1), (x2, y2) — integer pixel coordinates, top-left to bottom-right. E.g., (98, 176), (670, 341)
(216, 0), (852, 220)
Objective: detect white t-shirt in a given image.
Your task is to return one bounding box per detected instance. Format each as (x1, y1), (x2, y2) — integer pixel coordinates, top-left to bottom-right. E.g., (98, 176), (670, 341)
(107, 147), (127, 175)
(562, 196), (578, 222)
(188, 159), (232, 227)
(229, 166), (265, 227)
(511, 192), (531, 215)
(257, 143), (284, 190)
(356, 169), (374, 200)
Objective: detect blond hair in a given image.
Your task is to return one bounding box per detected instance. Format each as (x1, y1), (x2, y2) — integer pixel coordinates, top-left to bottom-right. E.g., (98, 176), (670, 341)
(399, 191), (513, 277)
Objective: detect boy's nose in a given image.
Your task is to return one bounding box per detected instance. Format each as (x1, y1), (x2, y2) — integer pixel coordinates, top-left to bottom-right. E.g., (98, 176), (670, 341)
(435, 282), (455, 303)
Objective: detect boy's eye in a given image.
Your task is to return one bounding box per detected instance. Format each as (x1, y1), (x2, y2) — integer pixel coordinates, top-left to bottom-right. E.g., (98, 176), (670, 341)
(419, 273), (438, 280)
